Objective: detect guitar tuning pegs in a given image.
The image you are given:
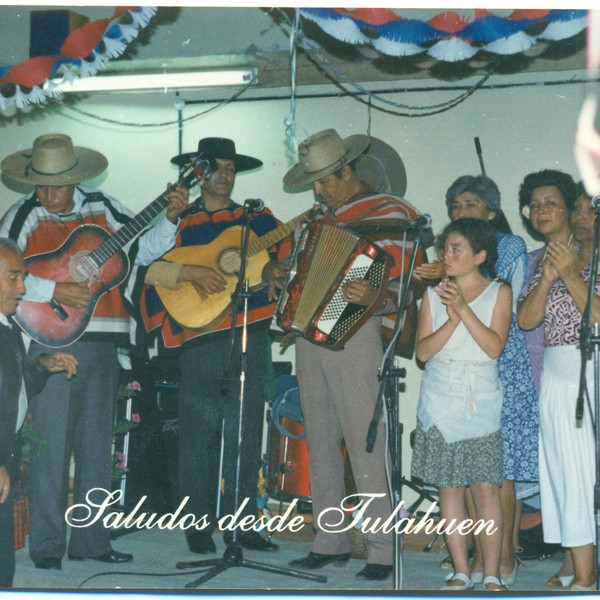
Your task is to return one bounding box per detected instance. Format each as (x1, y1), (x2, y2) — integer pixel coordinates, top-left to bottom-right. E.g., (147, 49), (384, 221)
(197, 153), (218, 175)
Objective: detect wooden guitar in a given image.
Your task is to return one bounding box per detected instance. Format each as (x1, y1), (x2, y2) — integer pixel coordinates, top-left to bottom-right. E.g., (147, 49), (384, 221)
(156, 209), (311, 331)
(15, 155), (216, 348)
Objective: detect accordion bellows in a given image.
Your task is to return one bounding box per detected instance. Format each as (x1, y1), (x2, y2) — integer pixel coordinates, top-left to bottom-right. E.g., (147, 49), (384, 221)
(276, 220), (390, 349)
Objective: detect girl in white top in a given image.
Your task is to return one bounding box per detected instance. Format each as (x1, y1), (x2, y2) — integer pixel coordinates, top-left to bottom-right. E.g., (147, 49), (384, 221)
(414, 218), (512, 591)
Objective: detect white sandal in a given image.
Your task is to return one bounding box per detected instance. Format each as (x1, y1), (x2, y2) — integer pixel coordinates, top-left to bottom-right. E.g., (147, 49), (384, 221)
(441, 572), (474, 591)
(569, 583), (597, 591)
(483, 575), (506, 591)
(545, 574), (574, 590)
(500, 559), (519, 586)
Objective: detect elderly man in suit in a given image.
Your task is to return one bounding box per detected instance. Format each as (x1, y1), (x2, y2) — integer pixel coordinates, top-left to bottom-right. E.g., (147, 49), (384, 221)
(0, 238), (77, 587)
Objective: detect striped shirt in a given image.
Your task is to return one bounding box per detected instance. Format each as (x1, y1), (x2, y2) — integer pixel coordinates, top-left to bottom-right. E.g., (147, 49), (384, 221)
(140, 199), (289, 348)
(319, 189), (423, 280)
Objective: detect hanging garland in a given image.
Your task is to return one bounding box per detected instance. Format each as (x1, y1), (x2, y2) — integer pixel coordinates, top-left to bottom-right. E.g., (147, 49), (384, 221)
(299, 8), (588, 62)
(0, 6), (157, 115)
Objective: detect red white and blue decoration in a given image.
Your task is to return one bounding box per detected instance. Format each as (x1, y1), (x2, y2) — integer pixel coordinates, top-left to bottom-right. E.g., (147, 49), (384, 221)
(299, 8), (588, 62)
(0, 6), (157, 116)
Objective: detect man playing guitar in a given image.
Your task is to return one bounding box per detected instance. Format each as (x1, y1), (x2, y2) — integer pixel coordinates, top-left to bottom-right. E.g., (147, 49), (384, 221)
(138, 137), (288, 555)
(0, 133), (188, 570)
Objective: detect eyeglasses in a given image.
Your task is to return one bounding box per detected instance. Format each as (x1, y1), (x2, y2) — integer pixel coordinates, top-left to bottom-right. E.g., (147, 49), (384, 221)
(522, 202), (565, 218)
(529, 201), (565, 214)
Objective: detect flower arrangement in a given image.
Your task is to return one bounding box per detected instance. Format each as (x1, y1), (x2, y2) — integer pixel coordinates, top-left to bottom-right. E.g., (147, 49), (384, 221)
(112, 451), (129, 483)
(112, 380), (142, 483)
(118, 379), (142, 399)
(113, 411), (141, 436)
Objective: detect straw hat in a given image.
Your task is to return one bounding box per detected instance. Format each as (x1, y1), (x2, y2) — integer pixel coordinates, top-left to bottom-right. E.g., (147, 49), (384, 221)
(355, 136), (407, 198)
(283, 129), (370, 187)
(171, 137), (262, 172)
(1, 134), (108, 186)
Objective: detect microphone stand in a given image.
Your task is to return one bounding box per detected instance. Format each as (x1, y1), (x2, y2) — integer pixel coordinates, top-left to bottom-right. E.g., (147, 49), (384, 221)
(365, 223), (428, 591)
(177, 206), (325, 588)
(576, 200), (600, 590)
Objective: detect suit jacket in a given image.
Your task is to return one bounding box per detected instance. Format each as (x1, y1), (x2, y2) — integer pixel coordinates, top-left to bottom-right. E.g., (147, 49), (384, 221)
(0, 322), (51, 473)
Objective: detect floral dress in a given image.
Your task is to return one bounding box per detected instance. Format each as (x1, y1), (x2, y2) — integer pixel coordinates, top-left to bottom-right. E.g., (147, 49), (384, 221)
(496, 232), (539, 481)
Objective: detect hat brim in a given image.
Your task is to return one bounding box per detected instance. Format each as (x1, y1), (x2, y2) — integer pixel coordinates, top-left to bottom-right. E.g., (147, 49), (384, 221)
(170, 152), (262, 173)
(283, 134), (370, 187)
(1, 147), (107, 186)
(355, 137), (407, 198)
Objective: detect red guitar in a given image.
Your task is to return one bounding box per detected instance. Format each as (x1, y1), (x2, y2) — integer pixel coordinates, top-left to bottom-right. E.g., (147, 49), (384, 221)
(14, 155), (216, 348)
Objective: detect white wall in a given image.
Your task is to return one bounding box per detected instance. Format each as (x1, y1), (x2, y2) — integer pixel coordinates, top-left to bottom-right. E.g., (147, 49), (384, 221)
(0, 67), (588, 507)
(0, 70), (585, 241)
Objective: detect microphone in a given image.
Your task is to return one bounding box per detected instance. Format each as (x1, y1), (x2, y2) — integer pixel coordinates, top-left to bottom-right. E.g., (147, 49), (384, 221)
(474, 137), (487, 176)
(244, 198), (265, 212)
(591, 195), (600, 212)
(406, 214), (432, 230)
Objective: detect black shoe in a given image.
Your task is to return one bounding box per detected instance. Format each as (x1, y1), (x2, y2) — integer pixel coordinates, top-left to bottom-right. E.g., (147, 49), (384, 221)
(94, 550), (133, 563)
(67, 548), (133, 563)
(356, 563), (393, 581)
(33, 557), (62, 570)
(289, 551), (351, 570)
(187, 532), (216, 555)
(223, 530), (279, 552)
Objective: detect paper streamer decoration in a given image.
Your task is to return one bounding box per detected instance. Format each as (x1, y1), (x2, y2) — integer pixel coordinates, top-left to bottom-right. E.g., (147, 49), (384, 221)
(0, 7), (157, 116)
(299, 8), (588, 62)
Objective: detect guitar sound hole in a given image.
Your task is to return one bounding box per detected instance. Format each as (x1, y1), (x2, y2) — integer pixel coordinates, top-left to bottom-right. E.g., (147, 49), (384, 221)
(71, 253), (100, 282)
(219, 248), (241, 276)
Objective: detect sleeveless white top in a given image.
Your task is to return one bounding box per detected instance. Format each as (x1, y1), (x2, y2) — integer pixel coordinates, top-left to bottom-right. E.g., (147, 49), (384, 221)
(417, 281), (504, 444)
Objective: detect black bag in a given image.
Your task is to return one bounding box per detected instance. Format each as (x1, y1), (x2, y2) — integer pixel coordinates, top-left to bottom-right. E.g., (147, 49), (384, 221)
(518, 509), (561, 560)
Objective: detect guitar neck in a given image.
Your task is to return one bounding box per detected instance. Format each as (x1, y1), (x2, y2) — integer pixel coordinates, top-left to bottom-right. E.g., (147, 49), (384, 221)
(89, 194), (169, 267)
(86, 155), (214, 268)
(248, 209), (311, 257)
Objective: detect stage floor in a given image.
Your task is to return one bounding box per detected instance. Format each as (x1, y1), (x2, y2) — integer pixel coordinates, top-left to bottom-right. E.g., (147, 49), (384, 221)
(10, 518), (567, 594)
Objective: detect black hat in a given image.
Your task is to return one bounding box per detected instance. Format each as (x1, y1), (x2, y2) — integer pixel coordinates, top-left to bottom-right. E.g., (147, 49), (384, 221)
(170, 137), (262, 172)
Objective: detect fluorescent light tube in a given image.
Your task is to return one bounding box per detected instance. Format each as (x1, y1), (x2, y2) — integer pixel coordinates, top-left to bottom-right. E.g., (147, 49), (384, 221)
(49, 68), (257, 93)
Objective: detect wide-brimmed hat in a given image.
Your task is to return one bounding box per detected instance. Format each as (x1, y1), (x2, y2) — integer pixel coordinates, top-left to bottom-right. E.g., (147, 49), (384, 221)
(1, 134), (108, 186)
(355, 136), (407, 197)
(171, 137), (262, 172)
(283, 129), (370, 187)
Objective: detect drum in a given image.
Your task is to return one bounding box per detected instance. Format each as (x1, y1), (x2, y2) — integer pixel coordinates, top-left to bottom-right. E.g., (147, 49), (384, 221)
(266, 416), (311, 502)
(265, 413), (356, 505)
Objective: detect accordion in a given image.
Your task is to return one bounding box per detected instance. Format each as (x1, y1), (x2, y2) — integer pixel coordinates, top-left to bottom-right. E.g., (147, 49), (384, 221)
(276, 220), (390, 349)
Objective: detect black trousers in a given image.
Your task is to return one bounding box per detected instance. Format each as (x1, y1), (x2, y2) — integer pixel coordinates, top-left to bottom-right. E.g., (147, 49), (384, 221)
(0, 489), (14, 587)
(177, 323), (270, 538)
(0, 451), (17, 588)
